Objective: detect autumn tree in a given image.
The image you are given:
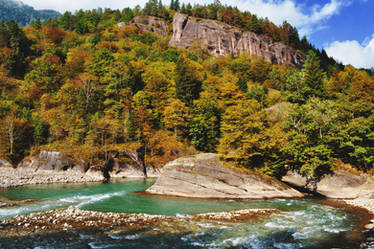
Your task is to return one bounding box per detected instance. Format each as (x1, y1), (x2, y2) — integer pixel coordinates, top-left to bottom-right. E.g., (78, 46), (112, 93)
(163, 98), (191, 138)
(219, 99), (285, 177)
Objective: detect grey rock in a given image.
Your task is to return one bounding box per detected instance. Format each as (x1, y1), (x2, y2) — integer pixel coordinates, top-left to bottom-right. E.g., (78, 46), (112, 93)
(110, 159), (160, 178)
(169, 13), (304, 67)
(146, 153), (304, 199)
(128, 16), (169, 36)
(18, 151), (87, 173)
(282, 169), (374, 199)
(0, 159), (13, 168)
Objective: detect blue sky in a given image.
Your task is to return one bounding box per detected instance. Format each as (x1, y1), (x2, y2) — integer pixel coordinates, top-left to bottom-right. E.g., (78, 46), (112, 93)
(21, 0), (374, 68)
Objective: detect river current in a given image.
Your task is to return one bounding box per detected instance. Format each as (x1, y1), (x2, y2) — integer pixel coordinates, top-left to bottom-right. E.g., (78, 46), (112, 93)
(0, 178), (367, 249)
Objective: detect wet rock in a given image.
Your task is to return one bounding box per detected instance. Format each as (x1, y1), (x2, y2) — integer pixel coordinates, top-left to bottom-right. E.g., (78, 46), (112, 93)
(146, 153), (304, 199)
(169, 13), (304, 67)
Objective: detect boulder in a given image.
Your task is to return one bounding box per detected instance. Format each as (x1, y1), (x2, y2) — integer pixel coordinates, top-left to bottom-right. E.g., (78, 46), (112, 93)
(169, 13), (304, 67)
(146, 153), (304, 199)
(0, 159), (13, 168)
(282, 169), (374, 199)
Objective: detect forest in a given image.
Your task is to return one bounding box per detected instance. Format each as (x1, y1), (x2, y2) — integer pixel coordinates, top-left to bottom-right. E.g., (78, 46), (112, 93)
(0, 0), (373, 185)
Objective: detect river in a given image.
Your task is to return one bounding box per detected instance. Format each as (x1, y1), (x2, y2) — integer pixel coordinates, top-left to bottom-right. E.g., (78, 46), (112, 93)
(0, 178), (368, 249)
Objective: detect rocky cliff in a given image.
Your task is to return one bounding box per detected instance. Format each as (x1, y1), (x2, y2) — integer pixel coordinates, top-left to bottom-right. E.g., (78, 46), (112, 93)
(169, 13), (305, 67)
(146, 153), (304, 199)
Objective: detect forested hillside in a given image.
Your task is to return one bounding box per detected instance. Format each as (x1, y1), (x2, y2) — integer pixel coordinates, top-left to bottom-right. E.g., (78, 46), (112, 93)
(0, 0), (60, 26)
(0, 1), (373, 184)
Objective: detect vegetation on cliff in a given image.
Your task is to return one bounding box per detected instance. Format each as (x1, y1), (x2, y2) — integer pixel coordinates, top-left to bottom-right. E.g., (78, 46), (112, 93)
(0, 1), (372, 183)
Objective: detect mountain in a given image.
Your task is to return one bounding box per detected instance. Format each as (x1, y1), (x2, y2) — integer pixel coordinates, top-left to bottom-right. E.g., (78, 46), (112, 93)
(0, 0), (60, 26)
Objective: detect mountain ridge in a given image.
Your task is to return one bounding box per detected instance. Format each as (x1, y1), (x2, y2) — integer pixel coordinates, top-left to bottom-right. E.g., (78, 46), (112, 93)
(0, 0), (60, 26)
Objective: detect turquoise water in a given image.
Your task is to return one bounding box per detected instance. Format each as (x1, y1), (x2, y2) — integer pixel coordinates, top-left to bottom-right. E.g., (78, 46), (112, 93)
(0, 179), (366, 248)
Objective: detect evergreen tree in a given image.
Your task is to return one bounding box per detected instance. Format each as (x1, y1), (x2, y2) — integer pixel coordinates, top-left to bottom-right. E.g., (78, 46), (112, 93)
(2, 20), (31, 77)
(180, 3), (186, 13)
(175, 56), (202, 106)
(174, 0), (180, 10)
(186, 3), (192, 15)
(31, 18), (42, 29)
(302, 50), (326, 99)
(190, 92), (221, 152)
(170, 0), (175, 10)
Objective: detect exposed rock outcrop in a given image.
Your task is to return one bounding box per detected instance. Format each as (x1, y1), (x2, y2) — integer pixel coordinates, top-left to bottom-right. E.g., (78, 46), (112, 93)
(130, 16), (169, 36)
(0, 167), (104, 188)
(282, 170), (374, 199)
(0, 150), (161, 188)
(118, 16), (169, 36)
(18, 151), (88, 173)
(146, 153), (304, 199)
(110, 159), (160, 178)
(169, 13), (305, 67)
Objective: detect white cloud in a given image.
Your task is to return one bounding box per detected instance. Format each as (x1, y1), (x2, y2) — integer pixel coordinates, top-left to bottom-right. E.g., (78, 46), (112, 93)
(21, 0), (347, 37)
(227, 0), (346, 37)
(325, 35), (374, 68)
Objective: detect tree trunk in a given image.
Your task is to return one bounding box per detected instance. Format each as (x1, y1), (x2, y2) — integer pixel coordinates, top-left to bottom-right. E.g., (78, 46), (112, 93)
(7, 117), (14, 155)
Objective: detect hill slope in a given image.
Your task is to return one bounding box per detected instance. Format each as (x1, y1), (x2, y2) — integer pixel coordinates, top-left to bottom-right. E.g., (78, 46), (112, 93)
(0, 0), (60, 25)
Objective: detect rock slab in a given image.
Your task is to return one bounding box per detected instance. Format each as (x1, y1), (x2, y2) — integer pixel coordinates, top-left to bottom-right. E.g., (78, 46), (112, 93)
(146, 153), (304, 199)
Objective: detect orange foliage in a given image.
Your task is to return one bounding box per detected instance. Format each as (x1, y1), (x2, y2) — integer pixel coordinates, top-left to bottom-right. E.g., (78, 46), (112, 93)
(65, 49), (93, 76)
(146, 130), (194, 168)
(119, 26), (139, 38)
(43, 27), (66, 44)
(96, 41), (119, 53)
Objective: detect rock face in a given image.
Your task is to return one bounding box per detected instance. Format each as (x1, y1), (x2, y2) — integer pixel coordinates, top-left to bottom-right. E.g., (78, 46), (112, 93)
(282, 170), (374, 199)
(18, 151), (88, 173)
(110, 159), (160, 178)
(118, 16), (169, 36)
(0, 151), (161, 188)
(130, 16), (169, 36)
(169, 13), (305, 67)
(146, 153), (304, 199)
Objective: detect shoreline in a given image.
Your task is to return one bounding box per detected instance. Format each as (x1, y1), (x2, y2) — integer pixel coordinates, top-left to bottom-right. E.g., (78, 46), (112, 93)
(344, 198), (374, 216)
(343, 198), (374, 248)
(0, 168), (157, 189)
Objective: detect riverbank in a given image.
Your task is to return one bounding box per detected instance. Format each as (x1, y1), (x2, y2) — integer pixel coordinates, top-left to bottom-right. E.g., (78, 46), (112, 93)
(343, 198), (374, 249)
(345, 198), (374, 215)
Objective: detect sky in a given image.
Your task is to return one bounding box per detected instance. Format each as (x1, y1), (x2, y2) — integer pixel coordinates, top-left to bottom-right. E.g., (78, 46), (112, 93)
(20, 0), (374, 69)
